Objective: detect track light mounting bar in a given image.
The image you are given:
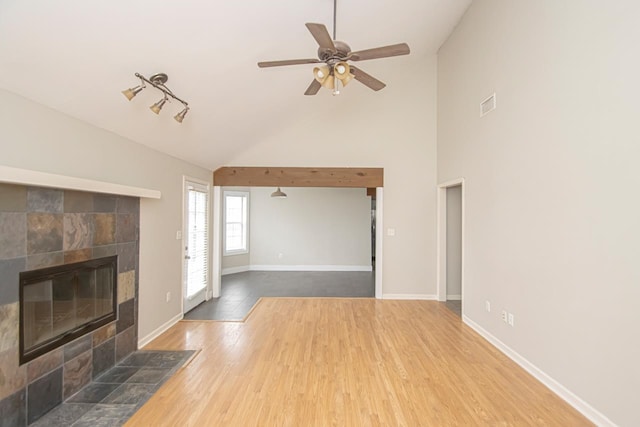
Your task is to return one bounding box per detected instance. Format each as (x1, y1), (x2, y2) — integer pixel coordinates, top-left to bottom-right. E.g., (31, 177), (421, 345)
(135, 72), (189, 108)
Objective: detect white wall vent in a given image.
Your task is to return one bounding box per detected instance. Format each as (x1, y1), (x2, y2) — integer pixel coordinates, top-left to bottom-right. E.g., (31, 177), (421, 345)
(480, 93), (496, 117)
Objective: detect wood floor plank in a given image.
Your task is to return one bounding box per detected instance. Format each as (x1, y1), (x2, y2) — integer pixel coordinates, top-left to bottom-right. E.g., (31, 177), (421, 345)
(128, 299), (591, 426)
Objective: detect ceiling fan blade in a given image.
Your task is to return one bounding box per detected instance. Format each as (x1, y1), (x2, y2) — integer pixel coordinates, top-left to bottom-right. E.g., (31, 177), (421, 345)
(304, 79), (322, 96)
(350, 43), (410, 61)
(350, 66), (386, 91)
(305, 23), (336, 52)
(258, 58), (321, 68)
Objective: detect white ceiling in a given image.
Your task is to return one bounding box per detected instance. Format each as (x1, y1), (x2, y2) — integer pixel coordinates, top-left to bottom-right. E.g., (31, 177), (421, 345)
(0, 0), (471, 170)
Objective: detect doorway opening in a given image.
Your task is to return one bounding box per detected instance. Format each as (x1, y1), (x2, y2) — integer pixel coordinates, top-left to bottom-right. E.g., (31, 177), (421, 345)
(208, 167), (384, 319)
(194, 185), (382, 320)
(437, 178), (465, 317)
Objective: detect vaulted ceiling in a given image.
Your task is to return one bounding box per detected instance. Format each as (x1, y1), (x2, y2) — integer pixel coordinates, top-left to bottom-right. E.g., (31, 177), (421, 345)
(0, 0), (471, 170)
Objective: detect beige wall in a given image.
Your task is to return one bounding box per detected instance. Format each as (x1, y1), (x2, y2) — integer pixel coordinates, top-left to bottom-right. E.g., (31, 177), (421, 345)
(249, 187), (371, 268)
(222, 253), (250, 271)
(0, 89), (212, 343)
(438, 1), (640, 425)
(228, 55), (438, 297)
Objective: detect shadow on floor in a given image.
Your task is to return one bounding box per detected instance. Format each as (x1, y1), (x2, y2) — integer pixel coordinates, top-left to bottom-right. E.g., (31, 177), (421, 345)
(184, 271), (375, 321)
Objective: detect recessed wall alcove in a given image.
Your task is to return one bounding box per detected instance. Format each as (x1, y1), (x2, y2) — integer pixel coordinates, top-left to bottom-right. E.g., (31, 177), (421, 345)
(0, 167), (160, 425)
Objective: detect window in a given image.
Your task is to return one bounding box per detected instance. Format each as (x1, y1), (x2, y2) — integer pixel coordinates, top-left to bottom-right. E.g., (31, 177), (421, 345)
(223, 191), (249, 255)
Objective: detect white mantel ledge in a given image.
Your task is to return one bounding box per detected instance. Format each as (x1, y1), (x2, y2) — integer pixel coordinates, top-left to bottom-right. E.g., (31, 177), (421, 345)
(0, 165), (161, 199)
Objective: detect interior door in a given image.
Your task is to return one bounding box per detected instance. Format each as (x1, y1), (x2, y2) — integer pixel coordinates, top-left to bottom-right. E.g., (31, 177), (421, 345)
(183, 180), (209, 313)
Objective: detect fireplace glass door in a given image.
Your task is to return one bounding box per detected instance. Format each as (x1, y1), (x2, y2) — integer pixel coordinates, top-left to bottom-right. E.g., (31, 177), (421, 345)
(20, 256), (117, 364)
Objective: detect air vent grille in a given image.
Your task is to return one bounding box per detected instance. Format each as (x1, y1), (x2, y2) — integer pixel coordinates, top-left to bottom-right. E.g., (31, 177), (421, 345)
(480, 93), (496, 117)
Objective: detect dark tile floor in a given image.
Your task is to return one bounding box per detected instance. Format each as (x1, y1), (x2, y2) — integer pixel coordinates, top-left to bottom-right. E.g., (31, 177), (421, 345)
(443, 300), (462, 317)
(185, 270), (375, 321)
(30, 350), (195, 427)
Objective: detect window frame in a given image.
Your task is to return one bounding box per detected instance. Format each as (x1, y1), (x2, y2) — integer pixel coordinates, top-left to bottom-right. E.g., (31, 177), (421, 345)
(223, 190), (249, 256)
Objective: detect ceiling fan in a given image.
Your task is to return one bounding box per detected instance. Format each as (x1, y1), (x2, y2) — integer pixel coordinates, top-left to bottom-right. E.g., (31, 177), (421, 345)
(257, 2), (410, 95)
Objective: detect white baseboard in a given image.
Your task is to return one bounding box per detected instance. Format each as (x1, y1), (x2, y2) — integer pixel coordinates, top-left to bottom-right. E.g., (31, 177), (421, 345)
(138, 312), (183, 349)
(249, 265), (372, 272)
(462, 315), (616, 427)
(446, 294), (462, 300)
(382, 294), (438, 300)
(222, 266), (250, 276)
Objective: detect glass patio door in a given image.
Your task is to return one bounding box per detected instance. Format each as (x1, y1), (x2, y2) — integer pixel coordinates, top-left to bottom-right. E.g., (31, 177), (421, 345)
(183, 180), (209, 313)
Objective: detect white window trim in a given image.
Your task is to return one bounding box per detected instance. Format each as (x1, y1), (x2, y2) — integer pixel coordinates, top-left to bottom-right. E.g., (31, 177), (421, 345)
(223, 190), (250, 256)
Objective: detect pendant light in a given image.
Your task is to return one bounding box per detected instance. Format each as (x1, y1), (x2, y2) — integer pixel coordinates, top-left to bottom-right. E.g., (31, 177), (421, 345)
(270, 187), (287, 198)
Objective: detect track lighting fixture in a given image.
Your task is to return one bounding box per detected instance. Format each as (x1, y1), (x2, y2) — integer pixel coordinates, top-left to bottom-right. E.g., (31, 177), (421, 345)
(174, 107), (190, 123)
(121, 81), (145, 100)
(150, 95), (168, 114)
(122, 73), (190, 123)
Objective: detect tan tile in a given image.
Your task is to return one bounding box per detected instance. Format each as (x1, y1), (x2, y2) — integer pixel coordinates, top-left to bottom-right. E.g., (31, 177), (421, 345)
(63, 213), (93, 250)
(63, 350), (92, 399)
(26, 212), (63, 254)
(26, 251), (64, 270)
(94, 214), (115, 246)
(26, 347), (63, 382)
(118, 271), (136, 304)
(0, 303), (18, 353)
(0, 183), (26, 212)
(63, 248), (92, 264)
(63, 190), (93, 213)
(0, 347), (26, 401)
(92, 323), (116, 347)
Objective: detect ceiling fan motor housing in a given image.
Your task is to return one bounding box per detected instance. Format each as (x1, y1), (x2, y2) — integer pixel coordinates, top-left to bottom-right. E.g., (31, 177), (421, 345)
(318, 41), (351, 64)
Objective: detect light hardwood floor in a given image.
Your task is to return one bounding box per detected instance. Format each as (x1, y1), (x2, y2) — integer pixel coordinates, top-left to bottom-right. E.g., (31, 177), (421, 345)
(129, 299), (591, 426)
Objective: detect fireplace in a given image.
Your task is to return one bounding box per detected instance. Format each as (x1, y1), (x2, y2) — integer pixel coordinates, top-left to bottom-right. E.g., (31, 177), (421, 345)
(19, 256), (118, 365)
(0, 185), (139, 423)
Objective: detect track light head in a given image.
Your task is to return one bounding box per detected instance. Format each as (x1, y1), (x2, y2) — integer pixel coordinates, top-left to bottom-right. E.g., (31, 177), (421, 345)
(174, 107), (189, 123)
(121, 82), (145, 101)
(150, 96), (168, 114)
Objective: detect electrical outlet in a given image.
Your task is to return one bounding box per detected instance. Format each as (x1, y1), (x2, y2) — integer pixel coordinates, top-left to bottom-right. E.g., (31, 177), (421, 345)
(508, 313), (515, 326)
(166, 292), (171, 303)
(176, 231), (182, 240)
(278, 253), (283, 259)
(485, 301), (491, 312)
(501, 310), (508, 323)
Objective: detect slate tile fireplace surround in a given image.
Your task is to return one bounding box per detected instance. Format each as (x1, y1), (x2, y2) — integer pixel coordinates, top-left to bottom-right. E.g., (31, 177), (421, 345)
(0, 184), (140, 426)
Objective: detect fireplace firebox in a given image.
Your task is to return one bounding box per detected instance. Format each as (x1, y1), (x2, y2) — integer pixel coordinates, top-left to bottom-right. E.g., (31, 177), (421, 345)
(19, 256), (118, 364)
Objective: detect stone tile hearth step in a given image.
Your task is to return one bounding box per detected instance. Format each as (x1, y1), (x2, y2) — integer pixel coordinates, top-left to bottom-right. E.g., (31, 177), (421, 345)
(30, 350), (195, 427)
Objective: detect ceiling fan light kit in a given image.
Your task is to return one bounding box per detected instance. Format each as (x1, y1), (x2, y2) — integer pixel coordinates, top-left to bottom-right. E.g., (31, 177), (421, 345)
(257, 0), (410, 96)
(121, 73), (190, 123)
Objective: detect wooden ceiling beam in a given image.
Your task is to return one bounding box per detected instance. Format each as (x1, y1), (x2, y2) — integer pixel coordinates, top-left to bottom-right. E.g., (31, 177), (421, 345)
(213, 167), (383, 188)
